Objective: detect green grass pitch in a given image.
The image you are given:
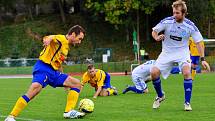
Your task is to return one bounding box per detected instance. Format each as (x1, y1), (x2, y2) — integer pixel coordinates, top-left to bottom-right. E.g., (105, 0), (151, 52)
(0, 73), (215, 121)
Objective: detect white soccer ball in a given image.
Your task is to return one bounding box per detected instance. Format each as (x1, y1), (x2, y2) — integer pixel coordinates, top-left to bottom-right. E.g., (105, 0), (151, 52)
(78, 98), (94, 113)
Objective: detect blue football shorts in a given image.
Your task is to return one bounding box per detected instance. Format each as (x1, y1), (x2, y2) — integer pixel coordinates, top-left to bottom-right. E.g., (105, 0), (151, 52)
(102, 72), (112, 89)
(32, 60), (68, 88)
(190, 56), (200, 65)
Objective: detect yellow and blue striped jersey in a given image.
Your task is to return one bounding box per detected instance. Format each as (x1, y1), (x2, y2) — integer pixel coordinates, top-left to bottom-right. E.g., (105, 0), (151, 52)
(82, 69), (106, 87)
(189, 37), (204, 56)
(39, 35), (69, 70)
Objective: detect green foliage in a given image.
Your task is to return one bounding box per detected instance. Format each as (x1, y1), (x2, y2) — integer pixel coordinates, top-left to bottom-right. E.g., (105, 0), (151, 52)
(0, 21), (48, 58)
(85, 0), (159, 25)
(208, 0), (215, 17)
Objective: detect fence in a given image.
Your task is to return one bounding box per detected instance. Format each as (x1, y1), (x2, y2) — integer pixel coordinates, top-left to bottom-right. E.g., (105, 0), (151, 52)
(0, 58), (38, 67)
(0, 58), (135, 75)
(0, 57), (214, 75)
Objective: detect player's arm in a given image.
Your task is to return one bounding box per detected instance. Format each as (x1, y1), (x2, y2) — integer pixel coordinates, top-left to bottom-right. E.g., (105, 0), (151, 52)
(93, 86), (102, 99)
(80, 83), (85, 93)
(196, 41), (210, 71)
(191, 25), (210, 71)
(43, 35), (55, 46)
(80, 80), (86, 92)
(93, 70), (105, 98)
(152, 31), (165, 41)
(152, 19), (166, 41)
(196, 41), (205, 58)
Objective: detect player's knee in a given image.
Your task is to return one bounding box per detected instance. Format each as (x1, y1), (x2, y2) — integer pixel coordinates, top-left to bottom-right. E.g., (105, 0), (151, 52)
(99, 90), (108, 96)
(64, 76), (81, 89)
(150, 67), (160, 79)
(192, 64), (197, 69)
(100, 93), (107, 96)
(26, 83), (42, 99)
(182, 65), (191, 78)
(31, 83), (42, 91)
(182, 69), (191, 78)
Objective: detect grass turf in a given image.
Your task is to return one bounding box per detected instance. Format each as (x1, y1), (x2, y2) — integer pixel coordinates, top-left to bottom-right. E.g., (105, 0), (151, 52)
(0, 73), (215, 121)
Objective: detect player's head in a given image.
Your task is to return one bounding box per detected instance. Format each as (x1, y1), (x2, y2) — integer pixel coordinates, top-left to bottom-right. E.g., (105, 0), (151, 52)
(67, 25), (85, 45)
(87, 64), (96, 77)
(172, 0), (187, 22)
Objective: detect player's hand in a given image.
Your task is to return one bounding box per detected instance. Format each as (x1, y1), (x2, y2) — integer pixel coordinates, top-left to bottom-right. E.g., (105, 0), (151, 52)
(92, 97), (97, 102)
(201, 61), (210, 72)
(43, 37), (52, 46)
(155, 34), (165, 41)
(93, 96), (97, 99)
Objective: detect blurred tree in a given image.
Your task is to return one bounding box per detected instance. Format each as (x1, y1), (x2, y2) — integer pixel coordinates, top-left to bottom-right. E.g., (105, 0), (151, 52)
(85, 0), (158, 25)
(85, 0), (159, 62)
(85, 0), (159, 44)
(187, 0), (215, 38)
(207, 0), (215, 38)
(0, 0), (15, 11)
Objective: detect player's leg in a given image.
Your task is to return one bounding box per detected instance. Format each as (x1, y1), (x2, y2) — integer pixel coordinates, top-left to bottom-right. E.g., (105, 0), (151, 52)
(99, 87), (117, 96)
(63, 76), (81, 110)
(151, 67), (163, 98)
(191, 63), (197, 80)
(123, 76), (147, 94)
(191, 56), (199, 80)
(5, 82), (43, 121)
(99, 72), (117, 96)
(98, 89), (109, 96)
(151, 59), (173, 109)
(61, 76), (85, 118)
(181, 63), (193, 111)
(47, 72), (84, 118)
(145, 75), (152, 83)
(5, 70), (46, 121)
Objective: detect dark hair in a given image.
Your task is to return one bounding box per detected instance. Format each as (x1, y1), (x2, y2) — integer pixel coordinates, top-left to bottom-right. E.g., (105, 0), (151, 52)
(68, 25), (85, 35)
(87, 64), (94, 70)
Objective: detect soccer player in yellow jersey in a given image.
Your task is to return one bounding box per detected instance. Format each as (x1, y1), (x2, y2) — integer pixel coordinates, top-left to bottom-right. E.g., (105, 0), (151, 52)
(81, 64), (118, 99)
(5, 25), (86, 121)
(189, 37), (205, 80)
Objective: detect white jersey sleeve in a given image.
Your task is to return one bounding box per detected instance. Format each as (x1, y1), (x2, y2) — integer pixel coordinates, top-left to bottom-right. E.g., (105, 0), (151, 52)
(152, 23), (165, 33)
(132, 60), (155, 77)
(191, 29), (203, 43)
(152, 16), (174, 33)
(184, 18), (203, 43)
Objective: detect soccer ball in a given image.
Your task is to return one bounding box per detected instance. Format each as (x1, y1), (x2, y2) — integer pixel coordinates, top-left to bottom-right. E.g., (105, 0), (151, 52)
(78, 98), (94, 113)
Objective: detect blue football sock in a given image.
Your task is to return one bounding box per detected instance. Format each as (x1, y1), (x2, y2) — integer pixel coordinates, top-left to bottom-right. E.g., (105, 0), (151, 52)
(153, 77), (163, 98)
(184, 79), (193, 103)
(127, 86), (143, 94)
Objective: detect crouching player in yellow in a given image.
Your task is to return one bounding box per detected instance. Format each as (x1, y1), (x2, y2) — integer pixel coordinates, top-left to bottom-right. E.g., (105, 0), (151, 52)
(189, 37), (205, 80)
(81, 64), (118, 99)
(5, 25), (86, 121)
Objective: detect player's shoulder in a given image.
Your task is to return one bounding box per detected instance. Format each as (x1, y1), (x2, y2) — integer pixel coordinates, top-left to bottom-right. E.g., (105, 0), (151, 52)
(96, 69), (105, 76)
(82, 71), (88, 77)
(96, 69), (105, 73)
(183, 18), (199, 32)
(55, 34), (67, 42)
(160, 16), (175, 24)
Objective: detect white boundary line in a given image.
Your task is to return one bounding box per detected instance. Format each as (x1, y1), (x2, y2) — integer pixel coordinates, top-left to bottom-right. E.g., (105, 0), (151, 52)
(0, 115), (43, 121)
(0, 75), (32, 79)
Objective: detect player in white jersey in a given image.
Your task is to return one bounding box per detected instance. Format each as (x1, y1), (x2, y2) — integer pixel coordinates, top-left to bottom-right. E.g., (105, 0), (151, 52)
(151, 0), (210, 111)
(123, 60), (155, 94)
